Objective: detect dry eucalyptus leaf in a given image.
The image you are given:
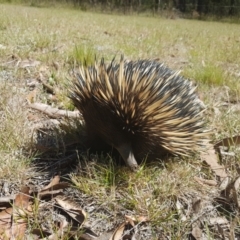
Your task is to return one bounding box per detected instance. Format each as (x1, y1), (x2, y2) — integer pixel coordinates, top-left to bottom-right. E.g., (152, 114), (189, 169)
(0, 187), (31, 240)
(14, 186), (31, 208)
(39, 176), (70, 198)
(12, 187), (31, 239)
(125, 215), (136, 227)
(55, 196), (86, 225)
(108, 215), (147, 240)
(109, 222), (125, 240)
(0, 207), (13, 239)
(41, 182), (70, 192)
(200, 144), (228, 180)
(41, 176), (60, 191)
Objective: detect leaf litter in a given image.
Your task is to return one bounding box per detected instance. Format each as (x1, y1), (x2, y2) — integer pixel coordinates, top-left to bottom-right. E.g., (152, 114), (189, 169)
(0, 175), (150, 239)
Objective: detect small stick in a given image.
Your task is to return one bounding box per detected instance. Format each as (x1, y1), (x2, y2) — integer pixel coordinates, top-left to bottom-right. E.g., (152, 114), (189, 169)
(29, 103), (81, 119)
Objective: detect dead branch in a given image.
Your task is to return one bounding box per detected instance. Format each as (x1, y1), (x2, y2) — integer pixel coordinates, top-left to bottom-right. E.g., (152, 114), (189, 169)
(29, 103), (81, 119)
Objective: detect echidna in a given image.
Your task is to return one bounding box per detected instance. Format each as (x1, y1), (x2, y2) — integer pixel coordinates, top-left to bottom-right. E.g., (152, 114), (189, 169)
(70, 57), (208, 170)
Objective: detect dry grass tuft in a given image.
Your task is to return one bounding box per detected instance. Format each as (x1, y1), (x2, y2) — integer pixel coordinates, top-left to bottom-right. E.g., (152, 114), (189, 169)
(0, 80), (32, 181)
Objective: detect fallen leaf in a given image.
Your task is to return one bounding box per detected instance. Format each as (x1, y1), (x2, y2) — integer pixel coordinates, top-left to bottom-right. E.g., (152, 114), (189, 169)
(0, 208), (13, 239)
(108, 215), (148, 240)
(41, 176), (61, 191)
(125, 215), (135, 227)
(39, 176), (69, 198)
(14, 186), (31, 209)
(200, 144), (228, 180)
(55, 196), (86, 225)
(109, 222), (125, 240)
(0, 187), (31, 240)
(41, 182), (70, 192)
(12, 187), (31, 239)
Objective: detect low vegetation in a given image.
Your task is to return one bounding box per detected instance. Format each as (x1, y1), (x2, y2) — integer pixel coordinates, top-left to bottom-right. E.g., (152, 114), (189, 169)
(0, 3), (240, 239)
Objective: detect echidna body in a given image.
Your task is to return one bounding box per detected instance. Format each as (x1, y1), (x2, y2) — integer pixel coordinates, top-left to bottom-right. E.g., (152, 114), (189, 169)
(70, 58), (208, 170)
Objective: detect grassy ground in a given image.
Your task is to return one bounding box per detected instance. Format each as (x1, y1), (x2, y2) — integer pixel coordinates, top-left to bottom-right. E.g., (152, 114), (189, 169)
(1, 3), (240, 239)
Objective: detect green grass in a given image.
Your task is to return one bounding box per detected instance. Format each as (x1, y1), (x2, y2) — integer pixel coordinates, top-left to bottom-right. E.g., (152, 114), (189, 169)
(0, 3), (240, 239)
(68, 44), (96, 66)
(185, 64), (226, 86)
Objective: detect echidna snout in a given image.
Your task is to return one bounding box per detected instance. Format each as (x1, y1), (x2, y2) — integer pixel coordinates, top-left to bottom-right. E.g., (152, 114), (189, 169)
(115, 143), (138, 170)
(70, 57), (208, 170)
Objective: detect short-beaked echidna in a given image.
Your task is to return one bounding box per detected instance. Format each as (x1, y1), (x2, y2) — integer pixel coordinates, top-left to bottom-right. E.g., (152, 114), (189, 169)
(70, 57), (208, 170)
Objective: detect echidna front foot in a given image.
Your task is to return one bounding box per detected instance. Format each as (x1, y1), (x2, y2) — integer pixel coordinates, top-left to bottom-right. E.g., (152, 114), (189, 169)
(115, 143), (139, 171)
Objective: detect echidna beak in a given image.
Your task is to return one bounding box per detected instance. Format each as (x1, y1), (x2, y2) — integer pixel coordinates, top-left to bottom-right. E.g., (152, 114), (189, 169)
(116, 143), (139, 171)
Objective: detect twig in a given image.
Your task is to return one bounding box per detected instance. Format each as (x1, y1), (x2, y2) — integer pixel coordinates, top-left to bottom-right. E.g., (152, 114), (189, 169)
(29, 103), (81, 120)
(41, 81), (56, 94)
